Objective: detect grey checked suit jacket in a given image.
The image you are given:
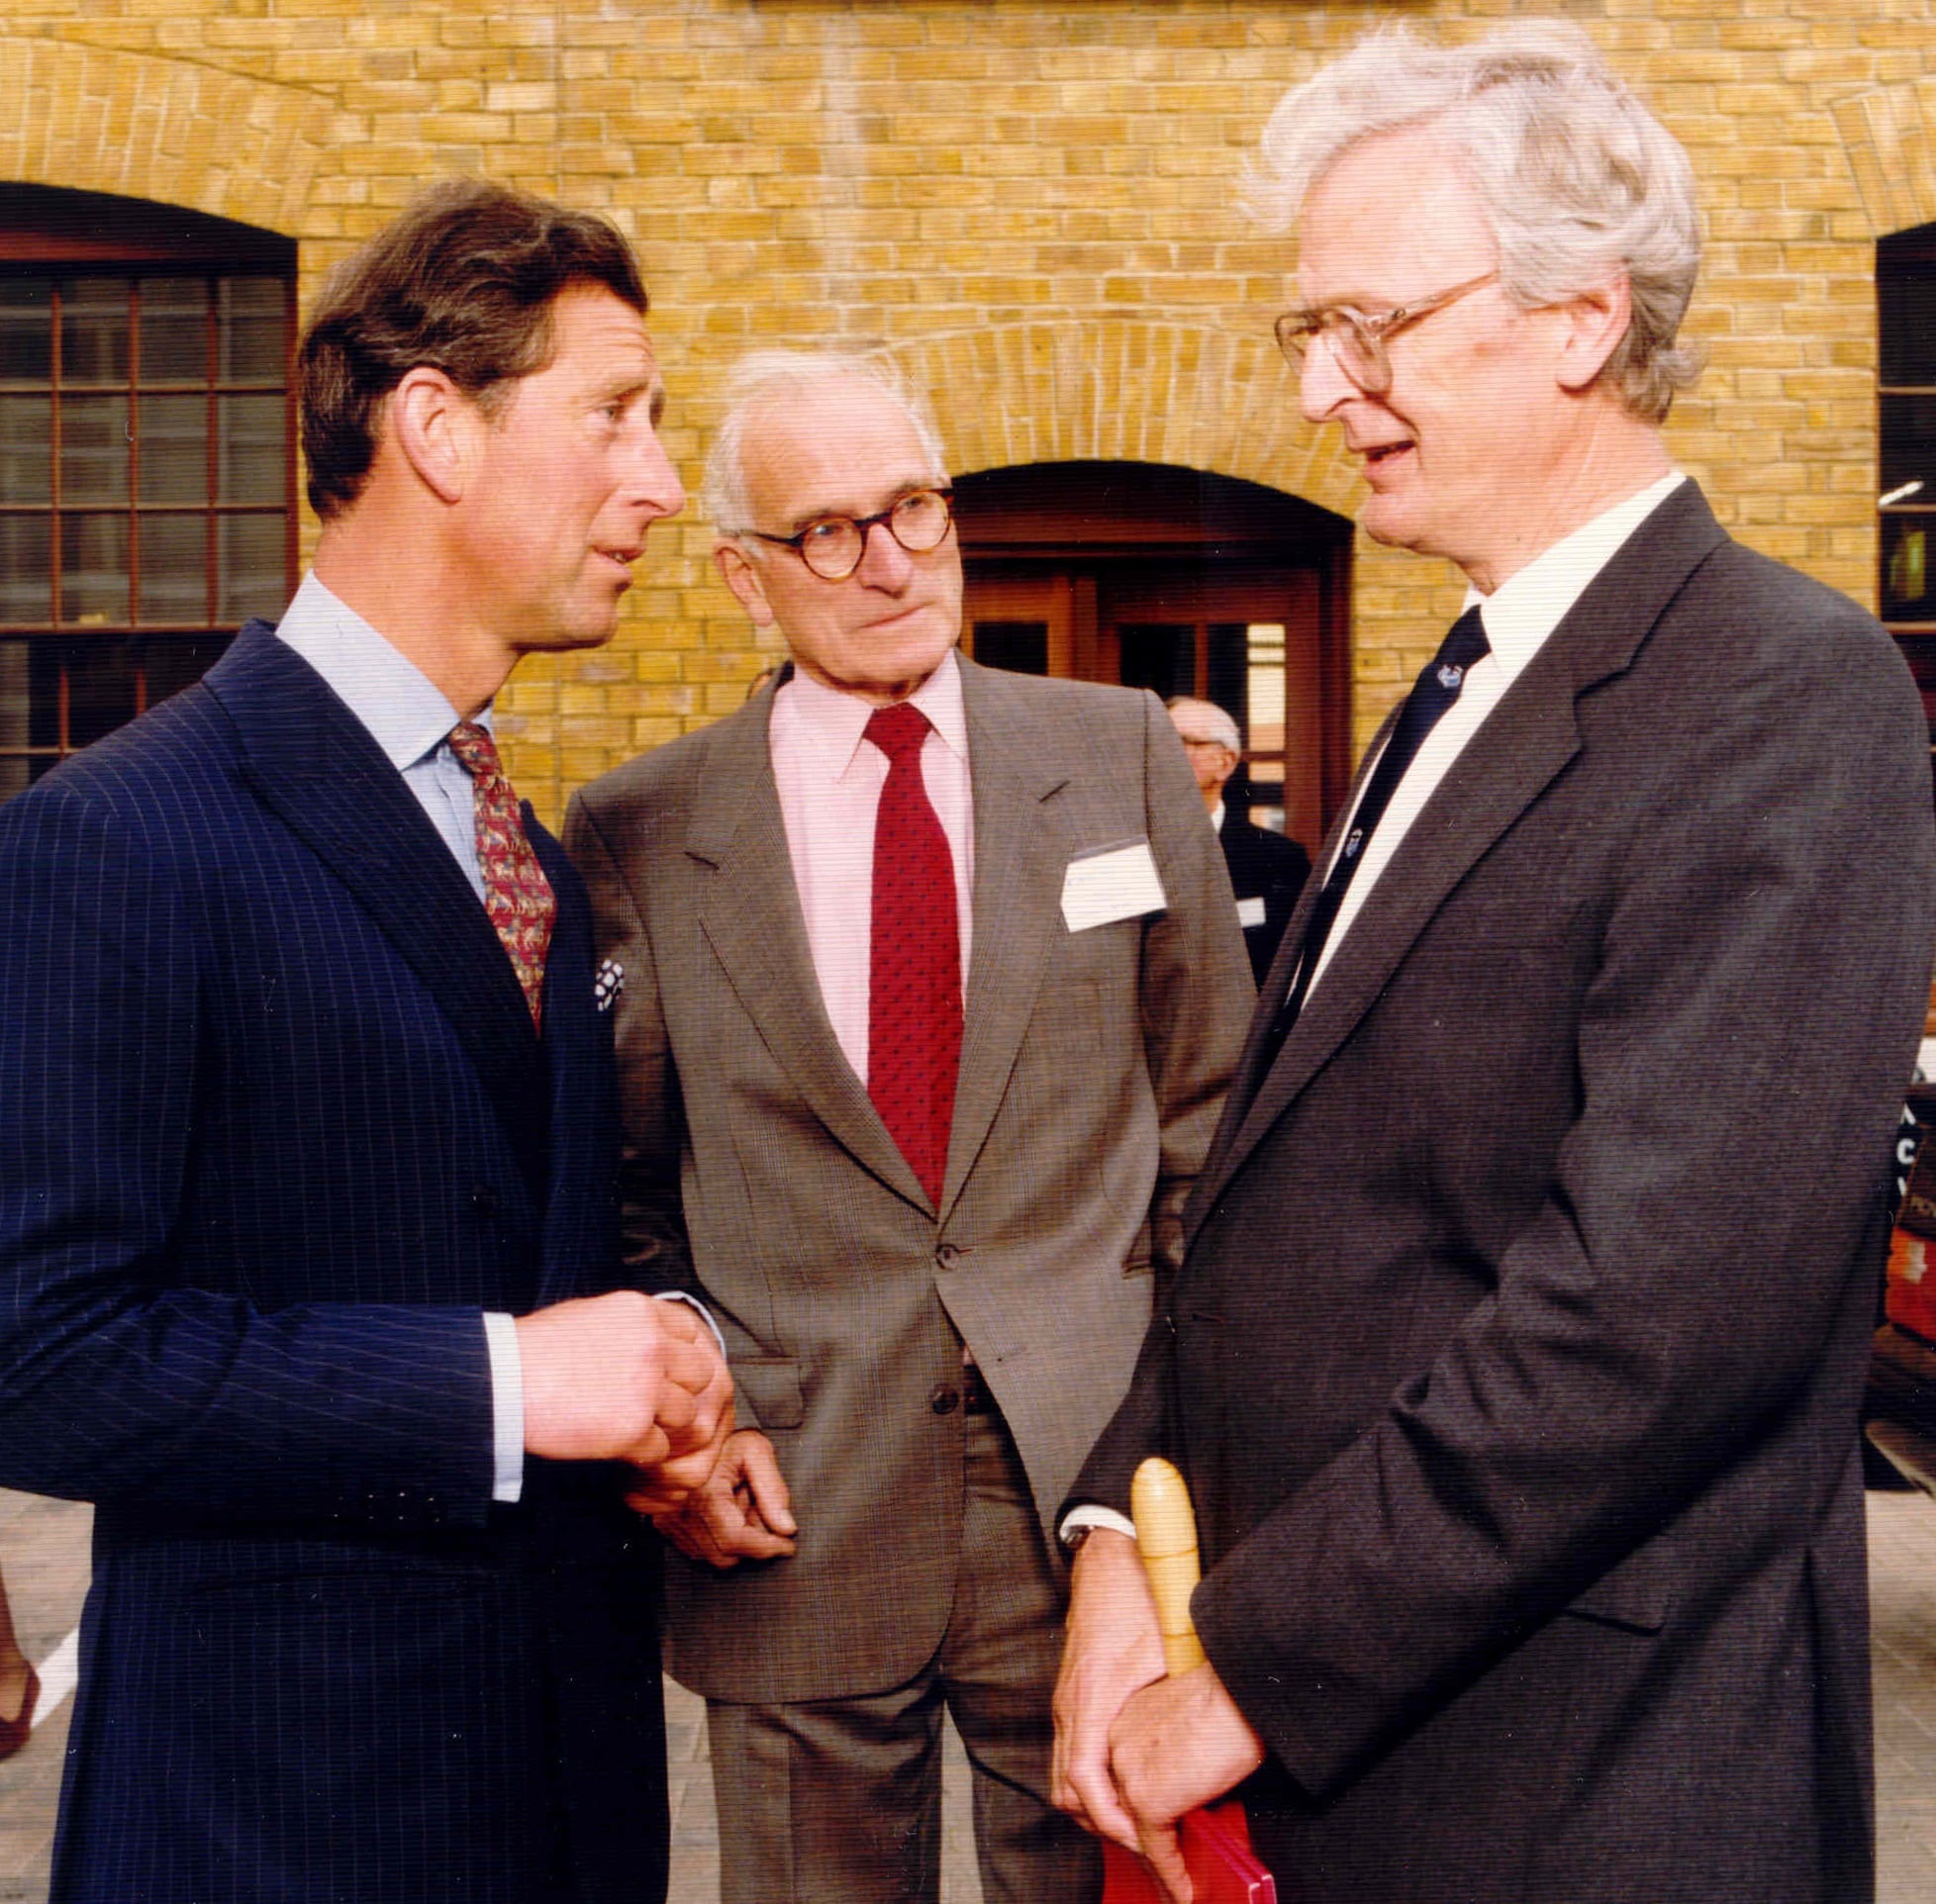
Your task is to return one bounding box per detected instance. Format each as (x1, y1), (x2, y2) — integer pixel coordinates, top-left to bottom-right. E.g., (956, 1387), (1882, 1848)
(565, 657), (1253, 1701)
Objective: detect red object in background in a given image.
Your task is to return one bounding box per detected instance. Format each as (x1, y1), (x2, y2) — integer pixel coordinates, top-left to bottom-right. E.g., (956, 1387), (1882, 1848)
(1888, 1226), (1936, 1344)
(1101, 1801), (1277, 1904)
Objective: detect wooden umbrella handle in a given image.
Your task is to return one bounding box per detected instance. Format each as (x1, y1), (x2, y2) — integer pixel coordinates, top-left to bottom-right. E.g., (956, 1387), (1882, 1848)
(1131, 1456), (1207, 1677)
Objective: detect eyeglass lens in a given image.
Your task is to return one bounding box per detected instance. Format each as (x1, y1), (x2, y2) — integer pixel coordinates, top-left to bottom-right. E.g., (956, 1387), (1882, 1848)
(799, 489), (952, 579)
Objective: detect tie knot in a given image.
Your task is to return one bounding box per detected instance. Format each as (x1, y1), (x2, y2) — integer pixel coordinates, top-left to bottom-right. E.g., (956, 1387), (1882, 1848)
(1430, 607), (1491, 691)
(446, 720), (502, 781)
(865, 701), (932, 763)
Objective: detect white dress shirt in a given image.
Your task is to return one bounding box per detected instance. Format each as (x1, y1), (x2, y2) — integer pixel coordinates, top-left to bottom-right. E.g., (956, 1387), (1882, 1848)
(768, 647), (975, 1086)
(1301, 472), (1688, 1001)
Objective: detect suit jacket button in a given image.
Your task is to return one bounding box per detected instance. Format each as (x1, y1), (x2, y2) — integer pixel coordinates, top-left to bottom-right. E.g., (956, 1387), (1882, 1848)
(929, 1384), (960, 1415)
(935, 1244), (961, 1270)
(470, 1187), (500, 1217)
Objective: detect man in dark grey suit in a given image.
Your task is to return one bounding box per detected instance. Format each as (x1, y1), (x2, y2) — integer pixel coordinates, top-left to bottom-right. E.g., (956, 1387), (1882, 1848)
(1054, 24), (1936, 1904)
(1166, 695), (1311, 987)
(564, 350), (1253, 1904)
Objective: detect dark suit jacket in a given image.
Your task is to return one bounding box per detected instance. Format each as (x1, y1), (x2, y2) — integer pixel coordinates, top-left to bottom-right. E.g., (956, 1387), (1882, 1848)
(0, 623), (667, 1904)
(1076, 484), (1936, 1903)
(1218, 809), (1311, 986)
(565, 659), (1253, 1702)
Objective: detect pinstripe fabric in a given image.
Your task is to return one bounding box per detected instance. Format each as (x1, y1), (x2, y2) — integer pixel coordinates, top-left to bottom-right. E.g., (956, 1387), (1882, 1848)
(0, 622), (667, 1904)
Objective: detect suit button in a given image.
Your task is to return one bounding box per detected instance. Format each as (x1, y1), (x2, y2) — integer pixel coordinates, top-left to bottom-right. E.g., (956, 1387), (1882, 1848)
(929, 1385), (960, 1415)
(935, 1244), (961, 1270)
(470, 1187), (501, 1218)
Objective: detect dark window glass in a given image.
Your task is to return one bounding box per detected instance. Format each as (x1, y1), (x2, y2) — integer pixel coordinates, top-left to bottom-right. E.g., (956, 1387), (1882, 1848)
(0, 190), (294, 796)
(973, 620), (1048, 675)
(1119, 623), (1195, 700)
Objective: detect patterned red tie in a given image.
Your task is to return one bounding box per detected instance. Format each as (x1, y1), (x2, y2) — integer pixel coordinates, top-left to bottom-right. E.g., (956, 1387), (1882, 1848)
(865, 702), (962, 1206)
(447, 720), (556, 1029)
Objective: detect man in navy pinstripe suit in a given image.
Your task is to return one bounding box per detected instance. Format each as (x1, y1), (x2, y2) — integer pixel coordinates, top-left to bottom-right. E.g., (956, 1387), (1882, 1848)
(0, 182), (722, 1904)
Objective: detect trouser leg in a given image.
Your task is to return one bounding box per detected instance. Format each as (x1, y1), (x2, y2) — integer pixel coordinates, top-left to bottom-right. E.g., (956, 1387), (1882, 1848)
(941, 1409), (1103, 1904)
(706, 1678), (945, 1904)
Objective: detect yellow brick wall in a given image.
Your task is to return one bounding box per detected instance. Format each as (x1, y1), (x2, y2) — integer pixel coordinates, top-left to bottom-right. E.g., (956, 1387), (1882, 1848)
(3, 0), (1934, 822)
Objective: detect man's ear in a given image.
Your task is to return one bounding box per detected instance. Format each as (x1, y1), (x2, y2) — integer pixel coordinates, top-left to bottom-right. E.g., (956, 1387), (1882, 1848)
(1555, 274), (1633, 395)
(716, 541), (778, 628)
(386, 364), (479, 505)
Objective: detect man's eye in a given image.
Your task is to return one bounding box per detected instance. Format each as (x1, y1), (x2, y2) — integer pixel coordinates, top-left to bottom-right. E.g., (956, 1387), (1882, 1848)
(800, 520), (847, 545)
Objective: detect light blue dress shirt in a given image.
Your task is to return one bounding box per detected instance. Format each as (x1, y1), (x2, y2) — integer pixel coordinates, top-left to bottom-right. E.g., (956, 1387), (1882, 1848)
(273, 573), (526, 1499)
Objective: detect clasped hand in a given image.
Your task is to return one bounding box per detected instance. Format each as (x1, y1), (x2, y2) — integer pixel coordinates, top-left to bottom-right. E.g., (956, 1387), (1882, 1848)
(1051, 1530), (1266, 1904)
(515, 1290), (734, 1506)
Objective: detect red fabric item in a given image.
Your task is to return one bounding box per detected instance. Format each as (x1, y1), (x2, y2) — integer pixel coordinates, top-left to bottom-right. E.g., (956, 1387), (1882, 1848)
(447, 720), (556, 1028)
(1101, 1802), (1278, 1903)
(864, 702), (961, 1205)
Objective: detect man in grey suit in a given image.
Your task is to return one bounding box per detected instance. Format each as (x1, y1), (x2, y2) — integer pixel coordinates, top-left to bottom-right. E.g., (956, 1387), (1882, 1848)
(564, 350), (1252, 1904)
(1054, 24), (1936, 1904)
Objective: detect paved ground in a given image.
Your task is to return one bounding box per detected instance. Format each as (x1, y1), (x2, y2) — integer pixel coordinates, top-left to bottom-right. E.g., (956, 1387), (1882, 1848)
(8, 1483), (1936, 1903)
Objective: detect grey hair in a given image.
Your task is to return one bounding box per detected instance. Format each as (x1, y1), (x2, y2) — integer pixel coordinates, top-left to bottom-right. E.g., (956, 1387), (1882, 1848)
(1165, 696), (1241, 754)
(700, 348), (951, 536)
(1249, 20), (1703, 424)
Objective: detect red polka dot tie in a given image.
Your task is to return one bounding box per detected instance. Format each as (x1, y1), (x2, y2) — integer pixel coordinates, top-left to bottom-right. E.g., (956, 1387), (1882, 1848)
(865, 702), (962, 1207)
(447, 721), (556, 1030)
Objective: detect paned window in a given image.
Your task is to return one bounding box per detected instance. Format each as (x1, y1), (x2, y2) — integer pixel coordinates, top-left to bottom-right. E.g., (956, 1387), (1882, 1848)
(0, 187), (296, 801)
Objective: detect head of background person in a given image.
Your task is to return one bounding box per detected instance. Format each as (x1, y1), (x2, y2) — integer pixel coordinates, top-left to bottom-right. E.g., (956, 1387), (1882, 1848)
(703, 349), (962, 707)
(1166, 697), (1243, 816)
(298, 178), (684, 661)
(1260, 21), (1699, 593)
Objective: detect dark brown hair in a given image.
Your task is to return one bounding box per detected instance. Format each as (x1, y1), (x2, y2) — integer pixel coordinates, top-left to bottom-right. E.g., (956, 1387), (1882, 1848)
(298, 178), (648, 520)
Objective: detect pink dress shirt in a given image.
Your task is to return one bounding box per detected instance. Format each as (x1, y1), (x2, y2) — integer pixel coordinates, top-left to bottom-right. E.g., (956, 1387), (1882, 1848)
(768, 648), (976, 1088)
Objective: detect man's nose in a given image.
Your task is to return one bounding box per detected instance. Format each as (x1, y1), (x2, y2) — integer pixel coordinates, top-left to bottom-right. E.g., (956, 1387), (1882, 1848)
(1299, 330), (1359, 423)
(631, 427), (687, 519)
(853, 516), (914, 588)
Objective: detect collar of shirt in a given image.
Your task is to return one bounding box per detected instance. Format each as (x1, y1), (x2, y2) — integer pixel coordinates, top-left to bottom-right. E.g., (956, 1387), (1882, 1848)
(273, 571), (489, 902)
(1463, 470), (1689, 687)
(273, 570), (474, 771)
(1210, 800), (1226, 834)
(1300, 470), (1690, 1004)
(769, 644), (969, 783)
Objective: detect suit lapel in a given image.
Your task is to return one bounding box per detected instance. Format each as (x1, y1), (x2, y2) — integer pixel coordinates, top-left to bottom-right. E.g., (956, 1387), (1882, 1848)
(684, 694), (931, 1206)
(207, 621), (550, 1198)
(1193, 481), (1732, 1234)
(942, 659), (1072, 1219)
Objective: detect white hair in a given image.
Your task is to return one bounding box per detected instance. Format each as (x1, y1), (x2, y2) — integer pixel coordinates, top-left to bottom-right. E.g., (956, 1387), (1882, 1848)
(1166, 697), (1241, 754)
(699, 348), (951, 535)
(1249, 20), (1703, 423)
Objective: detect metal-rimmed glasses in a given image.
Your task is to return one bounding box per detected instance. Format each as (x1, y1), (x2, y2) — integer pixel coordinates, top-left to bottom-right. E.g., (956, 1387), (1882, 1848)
(1273, 271), (1500, 396)
(744, 486), (955, 582)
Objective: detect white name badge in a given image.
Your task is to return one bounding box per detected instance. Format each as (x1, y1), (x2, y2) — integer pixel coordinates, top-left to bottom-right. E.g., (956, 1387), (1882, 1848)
(1061, 839), (1167, 933)
(1236, 895), (1267, 929)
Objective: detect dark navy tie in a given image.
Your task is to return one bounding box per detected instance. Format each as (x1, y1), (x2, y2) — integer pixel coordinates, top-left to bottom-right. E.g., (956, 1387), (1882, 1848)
(1273, 606), (1491, 1039)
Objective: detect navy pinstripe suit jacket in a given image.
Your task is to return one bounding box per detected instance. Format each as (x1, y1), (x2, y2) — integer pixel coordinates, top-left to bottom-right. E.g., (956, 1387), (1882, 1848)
(0, 622), (667, 1904)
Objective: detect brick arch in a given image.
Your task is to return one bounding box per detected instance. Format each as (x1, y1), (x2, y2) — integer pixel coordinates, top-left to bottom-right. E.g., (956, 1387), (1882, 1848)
(0, 36), (331, 238)
(875, 318), (1360, 519)
(1833, 78), (1936, 239)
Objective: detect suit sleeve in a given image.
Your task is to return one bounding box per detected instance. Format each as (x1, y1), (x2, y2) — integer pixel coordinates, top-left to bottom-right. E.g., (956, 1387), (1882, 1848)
(1132, 691), (1257, 1276)
(1191, 613), (1936, 1796)
(561, 789), (702, 1304)
(0, 783), (497, 1530)
(1061, 701), (1255, 1516)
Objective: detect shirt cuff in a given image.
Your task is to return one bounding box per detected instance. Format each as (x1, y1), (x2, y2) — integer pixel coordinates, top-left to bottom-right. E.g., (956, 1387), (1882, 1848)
(655, 1288), (726, 1359)
(1058, 1502), (1138, 1548)
(482, 1310), (525, 1503)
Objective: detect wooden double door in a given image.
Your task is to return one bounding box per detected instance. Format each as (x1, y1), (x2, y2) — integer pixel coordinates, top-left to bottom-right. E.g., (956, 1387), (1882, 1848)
(954, 462), (1351, 855)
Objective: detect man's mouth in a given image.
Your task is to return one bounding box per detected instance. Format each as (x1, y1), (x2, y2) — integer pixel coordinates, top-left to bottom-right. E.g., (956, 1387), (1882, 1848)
(596, 545), (640, 579)
(1360, 439), (1413, 470)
